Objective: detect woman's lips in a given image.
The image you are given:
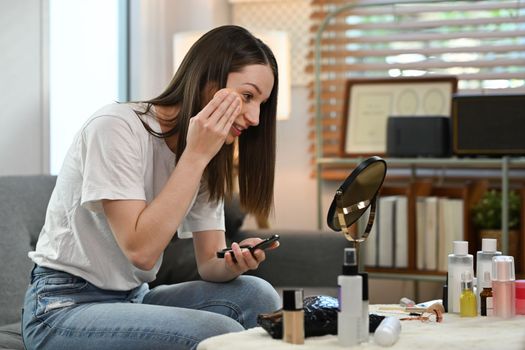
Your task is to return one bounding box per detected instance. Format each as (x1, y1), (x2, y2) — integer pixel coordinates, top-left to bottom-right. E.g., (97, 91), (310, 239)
(231, 124), (243, 137)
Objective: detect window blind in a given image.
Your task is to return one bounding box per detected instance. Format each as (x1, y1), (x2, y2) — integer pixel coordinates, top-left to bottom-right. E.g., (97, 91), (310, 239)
(308, 0), (525, 180)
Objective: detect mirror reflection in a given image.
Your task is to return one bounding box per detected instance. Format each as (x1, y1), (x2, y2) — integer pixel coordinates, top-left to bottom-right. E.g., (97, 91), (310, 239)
(327, 157), (387, 242)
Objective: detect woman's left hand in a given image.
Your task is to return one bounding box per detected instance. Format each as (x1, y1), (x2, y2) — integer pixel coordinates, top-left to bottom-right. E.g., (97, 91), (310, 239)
(223, 237), (278, 274)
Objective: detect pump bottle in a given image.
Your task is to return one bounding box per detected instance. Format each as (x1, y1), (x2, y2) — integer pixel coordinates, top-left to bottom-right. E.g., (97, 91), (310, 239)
(476, 238), (501, 312)
(447, 241), (473, 313)
(338, 248), (362, 346)
(492, 255), (516, 319)
(359, 272), (369, 343)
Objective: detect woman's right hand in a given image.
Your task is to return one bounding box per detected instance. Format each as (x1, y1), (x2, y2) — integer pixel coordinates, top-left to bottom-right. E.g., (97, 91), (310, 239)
(184, 88), (242, 162)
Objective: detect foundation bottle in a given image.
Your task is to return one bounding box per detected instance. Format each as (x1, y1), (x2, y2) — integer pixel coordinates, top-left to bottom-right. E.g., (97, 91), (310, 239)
(460, 270), (477, 317)
(492, 255), (516, 319)
(479, 271), (494, 316)
(282, 289), (305, 344)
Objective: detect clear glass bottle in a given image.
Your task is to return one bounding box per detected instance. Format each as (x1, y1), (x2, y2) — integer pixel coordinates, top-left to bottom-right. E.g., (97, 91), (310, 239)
(480, 271), (493, 316)
(448, 241), (473, 313)
(460, 270), (477, 317)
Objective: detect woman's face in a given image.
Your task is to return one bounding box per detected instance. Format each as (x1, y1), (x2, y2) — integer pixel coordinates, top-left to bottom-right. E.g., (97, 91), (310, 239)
(224, 64), (274, 145)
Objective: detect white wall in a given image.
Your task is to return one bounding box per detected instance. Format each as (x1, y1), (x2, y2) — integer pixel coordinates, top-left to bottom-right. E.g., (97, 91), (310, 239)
(0, 0), (46, 175)
(128, 0), (231, 100)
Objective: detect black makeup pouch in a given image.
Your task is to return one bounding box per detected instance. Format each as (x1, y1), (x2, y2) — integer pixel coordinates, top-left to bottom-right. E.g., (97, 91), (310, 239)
(257, 295), (385, 339)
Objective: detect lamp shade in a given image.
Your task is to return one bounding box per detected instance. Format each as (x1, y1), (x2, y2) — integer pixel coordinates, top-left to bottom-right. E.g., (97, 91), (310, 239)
(173, 30), (291, 120)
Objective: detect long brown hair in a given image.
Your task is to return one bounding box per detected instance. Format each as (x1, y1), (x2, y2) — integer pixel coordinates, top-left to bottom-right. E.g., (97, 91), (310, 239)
(138, 25), (277, 219)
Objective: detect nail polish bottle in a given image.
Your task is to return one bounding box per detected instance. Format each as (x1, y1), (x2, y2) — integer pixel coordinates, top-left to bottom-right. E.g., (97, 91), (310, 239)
(515, 280), (525, 315)
(492, 255), (516, 319)
(282, 289), (305, 344)
(338, 248), (362, 347)
(459, 270), (477, 317)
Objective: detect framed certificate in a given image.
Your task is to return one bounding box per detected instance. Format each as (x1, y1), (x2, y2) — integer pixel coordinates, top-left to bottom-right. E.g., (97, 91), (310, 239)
(341, 76), (457, 157)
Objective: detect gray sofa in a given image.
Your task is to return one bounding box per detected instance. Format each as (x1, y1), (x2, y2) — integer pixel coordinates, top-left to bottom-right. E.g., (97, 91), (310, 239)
(0, 175), (349, 349)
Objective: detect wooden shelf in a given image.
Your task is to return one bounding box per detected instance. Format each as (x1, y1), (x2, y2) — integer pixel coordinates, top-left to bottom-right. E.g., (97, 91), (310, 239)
(316, 158), (525, 280)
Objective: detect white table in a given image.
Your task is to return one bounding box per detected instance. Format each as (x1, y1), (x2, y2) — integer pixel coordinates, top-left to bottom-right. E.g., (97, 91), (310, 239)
(198, 307), (525, 350)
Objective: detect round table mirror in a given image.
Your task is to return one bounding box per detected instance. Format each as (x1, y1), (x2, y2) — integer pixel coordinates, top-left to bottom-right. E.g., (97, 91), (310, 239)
(326, 156), (387, 242)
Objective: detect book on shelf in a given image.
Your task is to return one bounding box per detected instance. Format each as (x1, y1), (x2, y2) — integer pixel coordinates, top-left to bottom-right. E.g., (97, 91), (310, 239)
(437, 198), (464, 271)
(424, 197), (439, 271)
(378, 196), (397, 267)
(365, 195), (408, 269)
(416, 196), (465, 271)
(394, 196), (408, 268)
(364, 206), (378, 267)
(416, 197), (426, 270)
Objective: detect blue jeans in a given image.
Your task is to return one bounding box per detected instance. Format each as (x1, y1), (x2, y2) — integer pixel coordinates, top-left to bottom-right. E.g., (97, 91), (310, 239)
(22, 265), (281, 350)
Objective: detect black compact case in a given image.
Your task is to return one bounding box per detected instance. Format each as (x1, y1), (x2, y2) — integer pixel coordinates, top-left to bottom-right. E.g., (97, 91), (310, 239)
(452, 94), (525, 156)
(386, 116), (451, 157)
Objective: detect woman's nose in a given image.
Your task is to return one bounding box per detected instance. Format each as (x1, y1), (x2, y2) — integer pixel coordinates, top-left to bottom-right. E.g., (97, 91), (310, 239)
(244, 106), (260, 126)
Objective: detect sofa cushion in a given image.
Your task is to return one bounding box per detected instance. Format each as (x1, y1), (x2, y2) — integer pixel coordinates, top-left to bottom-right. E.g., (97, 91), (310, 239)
(0, 322), (23, 349)
(0, 175), (56, 326)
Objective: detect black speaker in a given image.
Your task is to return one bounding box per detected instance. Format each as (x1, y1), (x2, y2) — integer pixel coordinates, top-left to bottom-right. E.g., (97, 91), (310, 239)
(452, 94), (525, 156)
(386, 116), (451, 157)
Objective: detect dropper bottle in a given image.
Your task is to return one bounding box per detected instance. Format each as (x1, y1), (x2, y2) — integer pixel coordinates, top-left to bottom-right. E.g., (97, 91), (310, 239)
(460, 270), (477, 317)
(480, 271), (494, 316)
(476, 238), (501, 313)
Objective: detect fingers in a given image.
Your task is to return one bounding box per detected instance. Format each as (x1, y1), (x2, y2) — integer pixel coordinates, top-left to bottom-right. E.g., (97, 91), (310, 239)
(206, 89), (241, 123)
(211, 94), (242, 134)
(197, 89), (232, 120)
(225, 242), (262, 272)
(252, 241), (280, 254)
(217, 96), (242, 131)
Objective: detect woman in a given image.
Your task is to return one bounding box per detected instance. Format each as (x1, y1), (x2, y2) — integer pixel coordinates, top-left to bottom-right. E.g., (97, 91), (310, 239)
(22, 25), (281, 350)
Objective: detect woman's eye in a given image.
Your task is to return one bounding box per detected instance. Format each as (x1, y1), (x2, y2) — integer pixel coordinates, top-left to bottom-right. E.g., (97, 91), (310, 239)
(242, 94), (253, 102)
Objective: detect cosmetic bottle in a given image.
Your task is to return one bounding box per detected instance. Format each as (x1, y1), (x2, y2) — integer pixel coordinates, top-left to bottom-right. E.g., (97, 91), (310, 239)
(515, 280), (525, 315)
(476, 238), (501, 312)
(282, 289), (304, 344)
(460, 270), (477, 317)
(480, 271), (493, 316)
(373, 316), (401, 347)
(338, 248), (362, 347)
(442, 275), (448, 312)
(447, 241), (473, 313)
(492, 255), (516, 319)
(359, 272), (369, 343)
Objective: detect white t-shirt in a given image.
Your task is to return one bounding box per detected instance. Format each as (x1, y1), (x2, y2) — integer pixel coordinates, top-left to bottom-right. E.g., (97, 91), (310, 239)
(29, 103), (225, 291)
